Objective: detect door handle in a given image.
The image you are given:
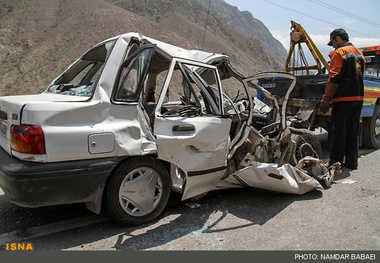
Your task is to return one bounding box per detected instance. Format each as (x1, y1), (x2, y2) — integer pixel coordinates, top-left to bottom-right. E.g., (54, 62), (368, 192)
(172, 124), (195, 132)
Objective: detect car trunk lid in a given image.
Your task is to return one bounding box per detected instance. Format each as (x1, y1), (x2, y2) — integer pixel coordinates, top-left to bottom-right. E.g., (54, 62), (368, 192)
(0, 93), (89, 154)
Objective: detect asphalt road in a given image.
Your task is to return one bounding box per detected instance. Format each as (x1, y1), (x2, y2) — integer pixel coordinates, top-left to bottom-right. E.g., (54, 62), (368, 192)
(0, 132), (379, 254)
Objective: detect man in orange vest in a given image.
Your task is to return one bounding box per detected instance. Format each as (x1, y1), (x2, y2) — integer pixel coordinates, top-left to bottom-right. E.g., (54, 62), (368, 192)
(320, 28), (365, 170)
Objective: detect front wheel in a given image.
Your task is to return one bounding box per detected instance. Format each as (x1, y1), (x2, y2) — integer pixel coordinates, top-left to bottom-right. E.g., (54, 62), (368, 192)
(362, 104), (380, 148)
(104, 156), (170, 225)
(290, 129), (323, 165)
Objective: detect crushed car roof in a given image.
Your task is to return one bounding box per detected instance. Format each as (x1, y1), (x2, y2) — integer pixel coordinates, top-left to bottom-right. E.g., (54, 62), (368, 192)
(109, 32), (229, 63)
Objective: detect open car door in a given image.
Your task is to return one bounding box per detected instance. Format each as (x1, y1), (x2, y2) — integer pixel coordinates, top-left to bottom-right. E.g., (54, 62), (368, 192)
(154, 58), (233, 200)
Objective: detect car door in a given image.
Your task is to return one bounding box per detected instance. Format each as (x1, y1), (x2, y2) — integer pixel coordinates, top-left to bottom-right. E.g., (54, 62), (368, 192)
(154, 58), (232, 200)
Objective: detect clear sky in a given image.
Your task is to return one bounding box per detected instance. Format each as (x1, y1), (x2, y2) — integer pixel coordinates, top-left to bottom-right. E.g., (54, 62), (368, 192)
(223, 0), (380, 61)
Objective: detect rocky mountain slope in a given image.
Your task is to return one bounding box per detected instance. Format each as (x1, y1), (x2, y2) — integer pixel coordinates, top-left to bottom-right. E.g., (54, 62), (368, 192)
(197, 0), (287, 64)
(0, 0), (286, 95)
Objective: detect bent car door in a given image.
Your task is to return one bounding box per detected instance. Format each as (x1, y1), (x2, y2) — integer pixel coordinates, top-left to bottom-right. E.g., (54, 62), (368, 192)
(154, 58), (232, 200)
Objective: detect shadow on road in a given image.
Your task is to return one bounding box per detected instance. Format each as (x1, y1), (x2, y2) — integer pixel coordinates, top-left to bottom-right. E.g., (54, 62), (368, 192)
(1, 130), (377, 250)
(22, 187), (322, 250)
(0, 196), (91, 234)
(316, 130), (378, 182)
(111, 189), (323, 250)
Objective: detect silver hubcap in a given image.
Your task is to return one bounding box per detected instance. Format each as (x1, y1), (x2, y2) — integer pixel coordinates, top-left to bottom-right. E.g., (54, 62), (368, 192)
(118, 167), (162, 217)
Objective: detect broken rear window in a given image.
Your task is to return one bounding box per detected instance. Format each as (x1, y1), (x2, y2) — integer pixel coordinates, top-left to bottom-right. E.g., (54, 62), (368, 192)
(45, 40), (116, 97)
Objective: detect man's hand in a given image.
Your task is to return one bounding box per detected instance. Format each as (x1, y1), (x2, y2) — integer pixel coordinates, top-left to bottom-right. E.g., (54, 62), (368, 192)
(320, 82), (338, 113)
(320, 98), (330, 113)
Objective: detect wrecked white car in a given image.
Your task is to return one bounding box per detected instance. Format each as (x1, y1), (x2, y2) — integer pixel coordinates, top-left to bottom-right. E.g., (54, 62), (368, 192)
(0, 33), (339, 225)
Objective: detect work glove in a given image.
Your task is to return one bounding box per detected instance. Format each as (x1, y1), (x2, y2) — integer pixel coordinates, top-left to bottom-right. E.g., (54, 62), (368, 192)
(320, 82), (338, 113)
(320, 97), (330, 113)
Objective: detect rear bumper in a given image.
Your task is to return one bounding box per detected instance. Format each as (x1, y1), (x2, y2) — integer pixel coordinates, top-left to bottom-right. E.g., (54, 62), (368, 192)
(0, 147), (123, 208)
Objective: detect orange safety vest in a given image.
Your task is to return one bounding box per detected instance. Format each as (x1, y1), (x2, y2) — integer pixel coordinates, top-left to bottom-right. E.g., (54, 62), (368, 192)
(328, 43), (365, 103)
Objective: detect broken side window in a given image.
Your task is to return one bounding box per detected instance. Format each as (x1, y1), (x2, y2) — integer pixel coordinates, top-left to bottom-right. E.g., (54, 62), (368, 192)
(218, 75), (251, 139)
(159, 62), (222, 117)
(113, 45), (156, 102)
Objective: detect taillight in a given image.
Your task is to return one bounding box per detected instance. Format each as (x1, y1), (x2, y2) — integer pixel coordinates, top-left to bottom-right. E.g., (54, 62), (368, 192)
(10, 125), (45, 154)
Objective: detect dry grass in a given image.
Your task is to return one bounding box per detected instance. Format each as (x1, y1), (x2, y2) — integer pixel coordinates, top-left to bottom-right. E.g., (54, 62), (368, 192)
(0, 0), (283, 96)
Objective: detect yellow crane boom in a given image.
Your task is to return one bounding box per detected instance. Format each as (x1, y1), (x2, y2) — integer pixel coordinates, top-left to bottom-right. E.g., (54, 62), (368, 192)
(285, 20), (330, 74)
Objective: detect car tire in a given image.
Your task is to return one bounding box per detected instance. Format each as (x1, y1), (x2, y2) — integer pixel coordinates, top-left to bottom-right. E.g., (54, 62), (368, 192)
(362, 104), (380, 149)
(104, 156), (170, 225)
(290, 129), (323, 165)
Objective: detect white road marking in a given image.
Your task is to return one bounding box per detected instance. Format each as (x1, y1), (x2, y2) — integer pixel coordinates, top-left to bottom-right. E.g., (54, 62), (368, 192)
(0, 215), (108, 244)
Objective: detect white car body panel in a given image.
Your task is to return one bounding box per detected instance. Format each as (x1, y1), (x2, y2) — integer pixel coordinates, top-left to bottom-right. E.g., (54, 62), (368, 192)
(0, 32), (338, 216)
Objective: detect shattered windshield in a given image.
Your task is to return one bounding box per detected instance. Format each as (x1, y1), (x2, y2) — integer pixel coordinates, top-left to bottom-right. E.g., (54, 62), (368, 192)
(45, 40), (116, 97)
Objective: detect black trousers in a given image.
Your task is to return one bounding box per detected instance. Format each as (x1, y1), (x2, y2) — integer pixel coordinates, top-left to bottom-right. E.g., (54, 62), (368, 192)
(329, 101), (363, 166)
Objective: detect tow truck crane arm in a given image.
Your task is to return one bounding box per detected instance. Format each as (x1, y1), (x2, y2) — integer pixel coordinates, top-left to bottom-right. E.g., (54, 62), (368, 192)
(285, 20), (330, 74)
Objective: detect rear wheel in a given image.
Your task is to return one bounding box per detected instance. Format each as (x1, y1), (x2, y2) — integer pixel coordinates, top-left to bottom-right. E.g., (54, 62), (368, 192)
(105, 156), (170, 225)
(362, 104), (380, 148)
(290, 129), (323, 165)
